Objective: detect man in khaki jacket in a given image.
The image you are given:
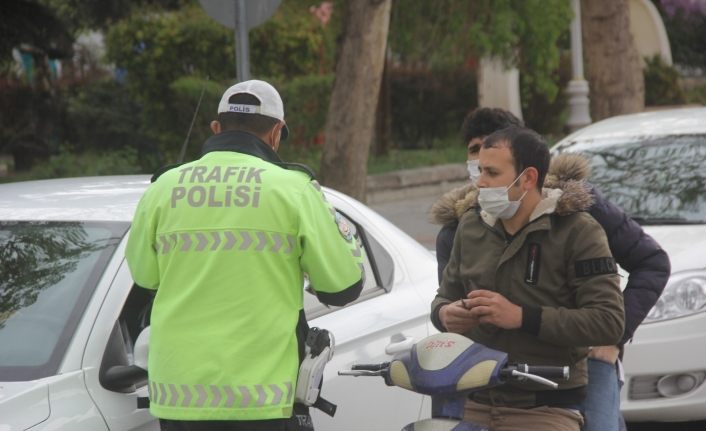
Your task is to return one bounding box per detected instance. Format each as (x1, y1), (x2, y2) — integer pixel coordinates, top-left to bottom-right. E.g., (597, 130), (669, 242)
(431, 126), (624, 431)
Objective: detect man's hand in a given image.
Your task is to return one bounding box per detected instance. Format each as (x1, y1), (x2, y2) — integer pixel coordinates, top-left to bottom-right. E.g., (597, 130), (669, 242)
(439, 300), (480, 334)
(588, 345), (620, 364)
(467, 290), (522, 330)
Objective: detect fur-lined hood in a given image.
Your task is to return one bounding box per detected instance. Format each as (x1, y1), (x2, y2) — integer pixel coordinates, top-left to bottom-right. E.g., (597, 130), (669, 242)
(429, 153), (594, 225)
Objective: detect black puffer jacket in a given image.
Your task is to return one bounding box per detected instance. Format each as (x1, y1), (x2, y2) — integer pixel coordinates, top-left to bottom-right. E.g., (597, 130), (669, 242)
(429, 154), (671, 347)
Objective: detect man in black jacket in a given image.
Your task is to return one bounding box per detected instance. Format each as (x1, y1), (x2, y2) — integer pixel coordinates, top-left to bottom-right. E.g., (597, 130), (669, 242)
(429, 107), (671, 431)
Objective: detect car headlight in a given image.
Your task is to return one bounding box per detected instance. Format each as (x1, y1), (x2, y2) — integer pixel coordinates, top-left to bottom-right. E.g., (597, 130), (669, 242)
(644, 270), (706, 323)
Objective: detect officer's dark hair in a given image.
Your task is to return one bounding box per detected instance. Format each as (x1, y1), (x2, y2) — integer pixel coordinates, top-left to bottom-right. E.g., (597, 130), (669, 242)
(217, 93), (279, 136)
(483, 126), (550, 191)
(461, 107), (524, 144)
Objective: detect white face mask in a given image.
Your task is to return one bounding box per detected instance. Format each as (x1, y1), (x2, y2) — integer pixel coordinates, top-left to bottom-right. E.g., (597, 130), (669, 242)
(477, 169), (528, 220)
(466, 159), (480, 183)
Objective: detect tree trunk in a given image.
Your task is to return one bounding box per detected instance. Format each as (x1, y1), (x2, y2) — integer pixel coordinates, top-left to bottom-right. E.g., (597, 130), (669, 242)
(319, 0), (392, 202)
(581, 0), (644, 121)
(373, 56), (392, 158)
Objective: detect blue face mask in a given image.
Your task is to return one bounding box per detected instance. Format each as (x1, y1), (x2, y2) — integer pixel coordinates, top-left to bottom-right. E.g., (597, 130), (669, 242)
(477, 169), (528, 220)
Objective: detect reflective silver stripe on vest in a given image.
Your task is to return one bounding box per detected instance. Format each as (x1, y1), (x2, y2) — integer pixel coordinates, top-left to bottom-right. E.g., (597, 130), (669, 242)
(168, 384), (179, 406)
(158, 383), (167, 405)
(148, 381), (294, 409)
(157, 230), (296, 256)
(284, 381), (293, 404)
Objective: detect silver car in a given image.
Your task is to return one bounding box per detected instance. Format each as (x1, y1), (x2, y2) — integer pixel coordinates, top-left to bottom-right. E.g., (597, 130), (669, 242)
(554, 107), (706, 423)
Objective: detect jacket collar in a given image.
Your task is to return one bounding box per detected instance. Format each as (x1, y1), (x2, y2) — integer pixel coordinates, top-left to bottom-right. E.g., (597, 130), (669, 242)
(200, 130), (282, 164)
(429, 153), (595, 226)
(428, 183), (477, 226)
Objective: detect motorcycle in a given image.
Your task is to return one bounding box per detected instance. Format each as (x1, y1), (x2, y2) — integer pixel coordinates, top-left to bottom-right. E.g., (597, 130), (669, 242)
(339, 332), (569, 430)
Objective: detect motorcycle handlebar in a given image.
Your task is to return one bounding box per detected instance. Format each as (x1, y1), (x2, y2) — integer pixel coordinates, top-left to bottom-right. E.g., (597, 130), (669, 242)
(524, 365), (569, 379)
(351, 362), (390, 372)
(501, 364), (569, 380)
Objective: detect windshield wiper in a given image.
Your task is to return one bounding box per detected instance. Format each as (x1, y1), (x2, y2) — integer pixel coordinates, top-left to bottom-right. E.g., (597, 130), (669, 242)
(632, 217), (705, 225)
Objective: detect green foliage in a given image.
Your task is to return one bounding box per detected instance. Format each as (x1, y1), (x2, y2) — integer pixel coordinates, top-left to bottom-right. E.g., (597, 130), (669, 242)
(104, 2), (337, 157)
(389, 0), (515, 70)
(6, 147), (144, 182)
(105, 5), (233, 106)
(521, 51), (572, 136)
(105, 2), (334, 96)
(652, 0), (706, 70)
(165, 76), (223, 163)
(276, 74), (334, 148)
(644, 55), (687, 106)
(63, 77), (167, 172)
(686, 83), (706, 105)
(0, 85), (68, 170)
(39, 0), (187, 33)
(388, 67), (477, 149)
(1, 0), (73, 60)
(388, 0), (573, 101)
(105, 5), (234, 155)
(514, 0), (573, 103)
(3, 0), (579, 177)
(250, 1), (337, 79)
(66, 78), (144, 152)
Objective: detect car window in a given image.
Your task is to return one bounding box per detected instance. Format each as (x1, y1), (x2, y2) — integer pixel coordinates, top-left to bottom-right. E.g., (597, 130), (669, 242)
(304, 212), (393, 320)
(0, 221), (128, 381)
(562, 135), (706, 224)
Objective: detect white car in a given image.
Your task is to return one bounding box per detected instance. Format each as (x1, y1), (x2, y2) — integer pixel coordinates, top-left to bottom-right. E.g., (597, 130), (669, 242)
(0, 176), (437, 430)
(553, 107), (706, 423)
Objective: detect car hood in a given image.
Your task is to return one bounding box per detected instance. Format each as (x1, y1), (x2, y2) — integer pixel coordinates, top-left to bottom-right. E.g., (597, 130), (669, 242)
(0, 380), (50, 429)
(641, 224), (706, 273)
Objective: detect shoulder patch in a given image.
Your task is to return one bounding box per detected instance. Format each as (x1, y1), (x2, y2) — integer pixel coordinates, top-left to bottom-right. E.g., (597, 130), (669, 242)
(335, 211), (354, 242)
(575, 257), (617, 277)
(274, 162), (317, 180)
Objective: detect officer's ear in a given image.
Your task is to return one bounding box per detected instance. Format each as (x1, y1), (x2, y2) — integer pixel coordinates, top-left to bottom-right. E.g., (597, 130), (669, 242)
(270, 122), (284, 152)
(210, 120), (222, 135)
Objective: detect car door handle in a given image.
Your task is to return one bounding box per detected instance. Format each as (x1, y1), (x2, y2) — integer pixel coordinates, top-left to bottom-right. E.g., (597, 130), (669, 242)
(385, 335), (416, 355)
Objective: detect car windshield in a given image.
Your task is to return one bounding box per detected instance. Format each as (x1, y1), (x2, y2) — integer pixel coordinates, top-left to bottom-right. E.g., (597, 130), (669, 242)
(0, 221), (128, 381)
(563, 135), (706, 224)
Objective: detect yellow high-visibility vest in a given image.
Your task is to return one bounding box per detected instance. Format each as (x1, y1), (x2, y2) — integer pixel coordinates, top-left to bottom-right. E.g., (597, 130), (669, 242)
(126, 134), (364, 420)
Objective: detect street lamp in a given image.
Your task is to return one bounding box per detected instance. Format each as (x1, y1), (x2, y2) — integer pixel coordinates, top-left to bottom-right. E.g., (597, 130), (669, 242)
(566, 0), (592, 132)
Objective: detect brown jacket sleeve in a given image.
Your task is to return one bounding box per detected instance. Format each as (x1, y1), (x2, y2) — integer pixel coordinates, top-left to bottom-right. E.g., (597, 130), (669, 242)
(535, 213), (625, 346)
(430, 215), (468, 331)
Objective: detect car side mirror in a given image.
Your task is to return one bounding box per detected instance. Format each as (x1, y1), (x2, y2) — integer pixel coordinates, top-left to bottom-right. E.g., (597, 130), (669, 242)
(101, 325), (149, 392)
(134, 326), (150, 370)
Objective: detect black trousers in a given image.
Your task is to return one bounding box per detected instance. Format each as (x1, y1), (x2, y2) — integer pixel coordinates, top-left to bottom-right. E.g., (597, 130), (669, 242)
(159, 405), (314, 431)
(159, 418), (287, 431)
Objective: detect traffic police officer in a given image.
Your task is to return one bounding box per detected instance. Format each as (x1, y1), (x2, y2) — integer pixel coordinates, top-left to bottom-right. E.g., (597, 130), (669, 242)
(126, 80), (366, 431)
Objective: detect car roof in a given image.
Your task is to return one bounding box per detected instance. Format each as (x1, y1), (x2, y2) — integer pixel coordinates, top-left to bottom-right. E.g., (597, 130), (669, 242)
(0, 175), (151, 222)
(557, 107), (706, 146)
(0, 175), (350, 223)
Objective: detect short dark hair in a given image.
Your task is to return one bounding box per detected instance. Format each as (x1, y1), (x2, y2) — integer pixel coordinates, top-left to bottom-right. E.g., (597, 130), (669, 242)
(217, 93), (279, 136)
(483, 126), (550, 190)
(461, 107), (524, 144)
